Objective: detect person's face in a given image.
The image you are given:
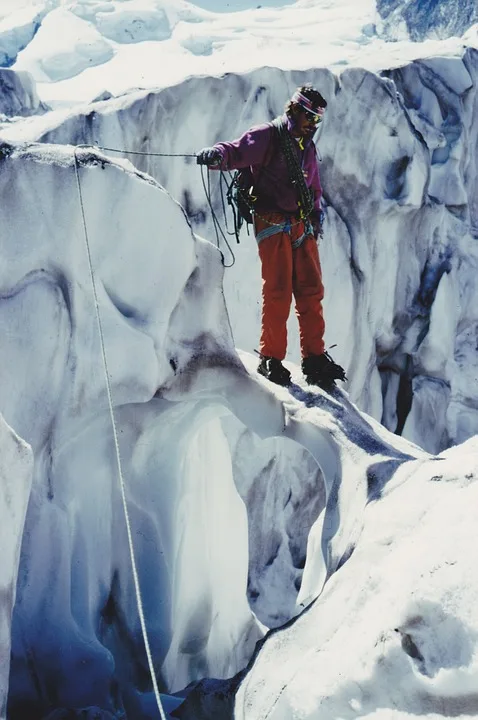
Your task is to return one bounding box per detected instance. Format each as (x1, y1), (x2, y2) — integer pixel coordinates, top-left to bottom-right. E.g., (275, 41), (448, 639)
(294, 107), (323, 137)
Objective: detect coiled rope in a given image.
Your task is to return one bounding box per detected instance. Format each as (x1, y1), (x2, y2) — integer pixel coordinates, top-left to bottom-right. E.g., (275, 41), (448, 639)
(73, 146), (167, 720)
(199, 164), (237, 267)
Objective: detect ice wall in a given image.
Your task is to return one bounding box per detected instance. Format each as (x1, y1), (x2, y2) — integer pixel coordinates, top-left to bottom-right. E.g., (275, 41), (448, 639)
(12, 48), (477, 454)
(0, 68), (47, 117)
(0, 143), (329, 717)
(174, 436), (478, 720)
(0, 415), (32, 720)
(0, 143), (245, 716)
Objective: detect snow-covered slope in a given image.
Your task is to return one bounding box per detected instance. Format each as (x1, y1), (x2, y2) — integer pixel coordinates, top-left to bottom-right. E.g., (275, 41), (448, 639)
(1, 0), (475, 108)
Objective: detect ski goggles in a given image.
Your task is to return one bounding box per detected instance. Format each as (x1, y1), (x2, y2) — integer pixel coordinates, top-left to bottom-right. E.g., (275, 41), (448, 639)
(303, 109), (323, 125)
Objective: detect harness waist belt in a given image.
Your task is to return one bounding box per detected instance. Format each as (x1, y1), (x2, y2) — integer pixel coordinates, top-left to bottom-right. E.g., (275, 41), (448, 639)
(255, 218), (313, 250)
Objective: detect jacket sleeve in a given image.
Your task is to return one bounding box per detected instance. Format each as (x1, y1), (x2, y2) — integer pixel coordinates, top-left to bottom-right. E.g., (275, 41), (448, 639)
(212, 123), (274, 171)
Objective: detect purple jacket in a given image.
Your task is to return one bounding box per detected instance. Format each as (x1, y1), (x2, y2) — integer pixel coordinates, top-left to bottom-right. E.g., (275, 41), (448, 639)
(213, 114), (322, 215)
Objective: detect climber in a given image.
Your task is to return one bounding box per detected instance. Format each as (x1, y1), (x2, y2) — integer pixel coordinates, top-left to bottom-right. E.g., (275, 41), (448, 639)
(197, 85), (346, 390)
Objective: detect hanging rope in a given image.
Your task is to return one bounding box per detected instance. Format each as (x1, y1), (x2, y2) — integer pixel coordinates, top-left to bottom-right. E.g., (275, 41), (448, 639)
(84, 142), (235, 267)
(73, 146), (168, 720)
(92, 144), (197, 158)
(73, 138), (317, 268)
(80, 140), (312, 265)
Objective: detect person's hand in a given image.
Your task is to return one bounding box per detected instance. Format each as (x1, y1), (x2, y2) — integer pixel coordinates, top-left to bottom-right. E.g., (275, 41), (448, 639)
(196, 147), (222, 166)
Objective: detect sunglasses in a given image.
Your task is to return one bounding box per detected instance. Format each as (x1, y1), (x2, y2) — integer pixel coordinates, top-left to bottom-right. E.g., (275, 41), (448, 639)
(303, 109), (323, 125)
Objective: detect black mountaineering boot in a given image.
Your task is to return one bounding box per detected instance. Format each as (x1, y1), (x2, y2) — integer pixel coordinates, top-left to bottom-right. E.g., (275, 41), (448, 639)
(257, 356), (291, 387)
(302, 351), (346, 389)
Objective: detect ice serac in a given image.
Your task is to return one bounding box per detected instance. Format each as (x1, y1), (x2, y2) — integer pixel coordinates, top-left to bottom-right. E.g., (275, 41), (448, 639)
(0, 415), (32, 720)
(376, 0), (478, 41)
(0, 68), (48, 117)
(174, 433), (478, 720)
(17, 48), (478, 454)
(0, 2), (50, 68)
(13, 8), (114, 83)
(235, 439), (478, 719)
(0, 142), (250, 716)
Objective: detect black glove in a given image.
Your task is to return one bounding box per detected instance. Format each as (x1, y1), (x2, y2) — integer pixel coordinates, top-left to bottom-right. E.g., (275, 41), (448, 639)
(196, 147), (222, 166)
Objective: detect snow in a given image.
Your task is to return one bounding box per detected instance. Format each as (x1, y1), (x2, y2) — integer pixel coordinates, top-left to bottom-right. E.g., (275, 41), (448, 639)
(0, 3), (47, 68)
(0, 0), (472, 108)
(16, 7), (114, 82)
(0, 0), (477, 718)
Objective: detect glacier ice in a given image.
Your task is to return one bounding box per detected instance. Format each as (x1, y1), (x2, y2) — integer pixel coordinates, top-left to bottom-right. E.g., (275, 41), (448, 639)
(0, 68), (47, 117)
(376, 0), (478, 42)
(175, 436), (478, 720)
(0, 142), (336, 716)
(5, 51), (477, 453)
(0, 415), (32, 719)
(0, 15), (477, 720)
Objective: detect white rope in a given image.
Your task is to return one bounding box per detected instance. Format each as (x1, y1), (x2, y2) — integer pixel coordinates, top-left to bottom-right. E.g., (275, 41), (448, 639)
(74, 147), (168, 720)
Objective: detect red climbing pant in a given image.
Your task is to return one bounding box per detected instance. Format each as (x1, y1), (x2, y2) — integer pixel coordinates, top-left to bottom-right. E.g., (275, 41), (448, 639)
(254, 212), (325, 361)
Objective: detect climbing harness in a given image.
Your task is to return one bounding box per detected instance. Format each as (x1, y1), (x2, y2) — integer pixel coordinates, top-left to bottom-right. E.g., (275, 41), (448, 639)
(255, 217), (311, 250)
(74, 146), (168, 720)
